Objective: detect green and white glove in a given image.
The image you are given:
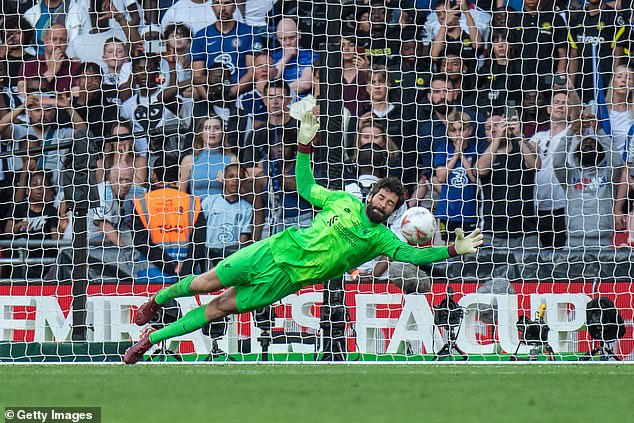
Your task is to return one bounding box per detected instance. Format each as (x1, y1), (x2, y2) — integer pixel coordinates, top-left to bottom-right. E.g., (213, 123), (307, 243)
(297, 110), (319, 148)
(454, 228), (484, 255)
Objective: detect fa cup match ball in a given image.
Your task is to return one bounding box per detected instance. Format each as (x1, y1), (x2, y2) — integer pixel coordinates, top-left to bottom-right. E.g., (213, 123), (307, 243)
(400, 207), (436, 244)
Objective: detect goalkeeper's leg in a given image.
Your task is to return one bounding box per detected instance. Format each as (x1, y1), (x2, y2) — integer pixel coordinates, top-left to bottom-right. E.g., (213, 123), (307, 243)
(135, 270), (227, 325)
(124, 287), (238, 365)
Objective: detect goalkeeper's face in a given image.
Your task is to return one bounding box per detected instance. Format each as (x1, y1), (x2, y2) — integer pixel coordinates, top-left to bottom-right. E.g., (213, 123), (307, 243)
(366, 189), (398, 224)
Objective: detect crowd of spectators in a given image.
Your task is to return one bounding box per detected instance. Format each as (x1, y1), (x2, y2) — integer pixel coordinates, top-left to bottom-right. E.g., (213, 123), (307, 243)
(1, 0), (634, 283)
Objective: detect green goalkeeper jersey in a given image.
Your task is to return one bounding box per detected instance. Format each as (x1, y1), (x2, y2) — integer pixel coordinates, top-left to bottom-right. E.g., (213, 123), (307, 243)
(267, 152), (452, 286)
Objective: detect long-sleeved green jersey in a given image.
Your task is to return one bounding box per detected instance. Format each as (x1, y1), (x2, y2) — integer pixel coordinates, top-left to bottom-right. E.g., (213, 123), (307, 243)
(267, 152), (453, 286)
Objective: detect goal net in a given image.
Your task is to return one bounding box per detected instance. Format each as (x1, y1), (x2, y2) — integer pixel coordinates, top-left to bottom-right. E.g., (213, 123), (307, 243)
(0, 0), (632, 362)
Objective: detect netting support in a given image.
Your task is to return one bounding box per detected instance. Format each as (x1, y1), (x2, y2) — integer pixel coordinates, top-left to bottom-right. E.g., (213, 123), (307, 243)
(70, 208), (89, 341)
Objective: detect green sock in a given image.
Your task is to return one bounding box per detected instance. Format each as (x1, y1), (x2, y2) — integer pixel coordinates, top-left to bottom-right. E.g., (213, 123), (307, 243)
(149, 305), (209, 344)
(155, 274), (196, 305)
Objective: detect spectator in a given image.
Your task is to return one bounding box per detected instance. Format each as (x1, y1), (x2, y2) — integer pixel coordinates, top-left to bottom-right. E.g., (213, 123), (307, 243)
(568, 0), (627, 103)
(241, 0), (274, 33)
(597, 65), (634, 154)
(201, 162), (253, 266)
(4, 170), (61, 279)
(23, 0), (88, 55)
(355, 0), (402, 67)
(163, 23), (192, 85)
(350, 121), (400, 164)
(0, 16), (36, 105)
(387, 28), (429, 108)
(242, 79), (297, 166)
(521, 88), (542, 139)
(433, 110), (478, 242)
(161, 0), (242, 35)
(101, 36), (132, 87)
(476, 113), (538, 248)
(119, 54), (181, 151)
(179, 115), (237, 197)
(70, 61), (119, 139)
(429, 0), (482, 73)
(241, 80), (297, 239)
(414, 74), (458, 204)
(0, 91), (87, 191)
(18, 24), (80, 95)
(192, 61), (229, 116)
(236, 52), (276, 135)
(75, 0), (142, 33)
(553, 127), (624, 248)
(476, 28), (523, 113)
(340, 33), (371, 117)
(191, 0), (262, 98)
(271, 17), (318, 97)
(66, 0), (140, 67)
(265, 141), (313, 235)
(132, 156), (207, 281)
(438, 52), (476, 107)
(101, 120), (146, 185)
(527, 90), (573, 248)
(617, 125), (634, 231)
(423, 0), (491, 46)
(508, 0), (568, 92)
(360, 66), (418, 189)
(88, 161), (142, 247)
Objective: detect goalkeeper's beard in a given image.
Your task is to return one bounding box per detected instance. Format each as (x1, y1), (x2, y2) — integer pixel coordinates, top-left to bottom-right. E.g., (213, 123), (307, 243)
(366, 205), (389, 224)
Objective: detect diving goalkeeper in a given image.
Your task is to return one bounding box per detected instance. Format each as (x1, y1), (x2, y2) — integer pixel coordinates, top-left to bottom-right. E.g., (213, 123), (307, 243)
(124, 111), (483, 364)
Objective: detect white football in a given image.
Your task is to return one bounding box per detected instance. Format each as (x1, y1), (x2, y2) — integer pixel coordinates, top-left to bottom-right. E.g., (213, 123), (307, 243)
(400, 207), (436, 244)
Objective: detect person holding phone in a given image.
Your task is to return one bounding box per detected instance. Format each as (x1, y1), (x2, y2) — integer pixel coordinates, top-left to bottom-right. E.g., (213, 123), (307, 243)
(340, 33), (371, 116)
(477, 111), (538, 249)
(0, 16), (36, 102)
(66, 0), (141, 68)
(428, 0), (482, 73)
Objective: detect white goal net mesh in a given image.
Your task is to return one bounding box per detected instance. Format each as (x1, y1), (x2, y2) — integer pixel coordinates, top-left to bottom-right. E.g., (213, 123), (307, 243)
(0, 0), (632, 362)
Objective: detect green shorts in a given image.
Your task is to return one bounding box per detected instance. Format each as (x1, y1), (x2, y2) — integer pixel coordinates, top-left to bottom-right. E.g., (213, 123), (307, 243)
(215, 240), (302, 313)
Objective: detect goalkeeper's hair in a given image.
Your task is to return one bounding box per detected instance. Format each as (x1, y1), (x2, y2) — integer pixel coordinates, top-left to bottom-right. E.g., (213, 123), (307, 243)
(369, 177), (406, 210)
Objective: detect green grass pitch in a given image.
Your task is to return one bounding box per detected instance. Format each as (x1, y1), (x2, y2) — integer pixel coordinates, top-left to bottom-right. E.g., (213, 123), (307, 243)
(0, 364), (631, 422)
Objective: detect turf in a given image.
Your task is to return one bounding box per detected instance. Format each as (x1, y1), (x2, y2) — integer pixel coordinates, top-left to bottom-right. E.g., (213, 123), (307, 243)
(0, 364), (631, 423)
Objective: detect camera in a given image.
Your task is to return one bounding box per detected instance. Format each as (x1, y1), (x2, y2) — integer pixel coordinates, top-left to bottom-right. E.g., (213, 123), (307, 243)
(433, 287), (463, 328)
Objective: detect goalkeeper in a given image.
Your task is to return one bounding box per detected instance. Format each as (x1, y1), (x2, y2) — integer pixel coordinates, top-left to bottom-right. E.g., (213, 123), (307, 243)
(124, 111), (483, 364)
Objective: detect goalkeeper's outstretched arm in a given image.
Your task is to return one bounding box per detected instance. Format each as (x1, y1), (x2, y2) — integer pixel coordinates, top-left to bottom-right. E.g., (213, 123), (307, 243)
(295, 111), (333, 208)
(390, 228), (484, 266)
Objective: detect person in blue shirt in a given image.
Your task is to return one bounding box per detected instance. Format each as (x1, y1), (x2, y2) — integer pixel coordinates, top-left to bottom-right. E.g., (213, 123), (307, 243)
(179, 115), (237, 198)
(191, 0), (262, 98)
(236, 52), (276, 134)
(271, 17), (318, 97)
(433, 110), (479, 243)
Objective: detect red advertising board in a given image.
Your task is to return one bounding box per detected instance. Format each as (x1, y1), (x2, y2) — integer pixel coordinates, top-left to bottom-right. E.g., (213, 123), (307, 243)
(0, 281), (632, 358)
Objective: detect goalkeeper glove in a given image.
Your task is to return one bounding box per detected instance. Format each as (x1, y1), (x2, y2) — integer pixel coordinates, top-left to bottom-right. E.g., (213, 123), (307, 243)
(454, 228), (484, 255)
(298, 110), (319, 146)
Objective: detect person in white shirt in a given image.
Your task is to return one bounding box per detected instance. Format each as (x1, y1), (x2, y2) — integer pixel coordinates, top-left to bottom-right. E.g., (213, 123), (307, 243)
(161, 0), (243, 35)
(66, 0), (141, 66)
(119, 55), (182, 155)
(101, 36), (132, 86)
(526, 90), (574, 248)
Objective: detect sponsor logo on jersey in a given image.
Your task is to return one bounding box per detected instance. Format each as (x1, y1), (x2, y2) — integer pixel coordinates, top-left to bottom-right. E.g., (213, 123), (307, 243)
(577, 34), (605, 45)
